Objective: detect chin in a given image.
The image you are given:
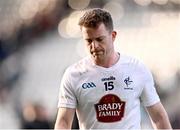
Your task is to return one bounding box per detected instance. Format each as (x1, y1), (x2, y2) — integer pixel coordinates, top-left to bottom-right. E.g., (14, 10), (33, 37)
(93, 56), (103, 63)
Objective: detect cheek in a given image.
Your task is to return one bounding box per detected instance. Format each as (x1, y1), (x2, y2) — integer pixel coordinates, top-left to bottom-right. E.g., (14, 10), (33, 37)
(86, 44), (92, 51)
(106, 40), (113, 50)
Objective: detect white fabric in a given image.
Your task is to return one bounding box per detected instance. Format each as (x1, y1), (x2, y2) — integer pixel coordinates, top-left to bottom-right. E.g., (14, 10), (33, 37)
(58, 54), (160, 129)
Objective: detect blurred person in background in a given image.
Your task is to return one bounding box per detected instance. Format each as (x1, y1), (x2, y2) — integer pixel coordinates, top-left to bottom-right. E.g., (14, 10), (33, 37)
(171, 109), (180, 129)
(54, 8), (172, 129)
(0, 86), (20, 128)
(21, 102), (52, 129)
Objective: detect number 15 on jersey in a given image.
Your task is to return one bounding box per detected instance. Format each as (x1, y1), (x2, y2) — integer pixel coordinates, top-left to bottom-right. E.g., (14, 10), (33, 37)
(104, 81), (114, 91)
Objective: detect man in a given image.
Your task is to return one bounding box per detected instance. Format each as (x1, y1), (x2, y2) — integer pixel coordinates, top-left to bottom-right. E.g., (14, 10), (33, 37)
(54, 8), (172, 129)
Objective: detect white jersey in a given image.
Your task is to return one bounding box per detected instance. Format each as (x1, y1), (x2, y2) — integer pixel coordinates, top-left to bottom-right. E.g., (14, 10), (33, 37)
(58, 54), (160, 129)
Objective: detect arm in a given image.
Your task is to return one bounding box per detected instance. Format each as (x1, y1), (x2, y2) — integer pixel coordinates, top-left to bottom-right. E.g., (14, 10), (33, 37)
(54, 107), (75, 129)
(146, 102), (172, 129)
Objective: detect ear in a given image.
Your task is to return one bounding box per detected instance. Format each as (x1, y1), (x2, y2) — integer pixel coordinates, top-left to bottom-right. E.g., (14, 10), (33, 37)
(112, 31), (117, 41)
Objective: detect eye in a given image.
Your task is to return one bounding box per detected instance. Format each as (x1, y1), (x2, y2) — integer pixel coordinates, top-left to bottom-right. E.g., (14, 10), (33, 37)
(86, 39), (92, 44)
(96, 38), (103, 42)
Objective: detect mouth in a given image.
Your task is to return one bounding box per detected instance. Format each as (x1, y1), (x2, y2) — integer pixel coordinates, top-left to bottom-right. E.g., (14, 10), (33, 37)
(91, 50), (103, 55)
(92, 51), (103, 56)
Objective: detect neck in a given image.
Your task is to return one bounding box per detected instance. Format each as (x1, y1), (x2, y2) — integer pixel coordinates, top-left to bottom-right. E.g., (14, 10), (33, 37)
(94, 52), (120, 68)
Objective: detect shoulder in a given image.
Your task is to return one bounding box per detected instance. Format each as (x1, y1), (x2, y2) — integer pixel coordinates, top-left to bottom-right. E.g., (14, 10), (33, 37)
(120, 54), (145, 69)
(120, 54), (154, 84)
(65, 56), (92, 77)
(120, 54), (152, 76)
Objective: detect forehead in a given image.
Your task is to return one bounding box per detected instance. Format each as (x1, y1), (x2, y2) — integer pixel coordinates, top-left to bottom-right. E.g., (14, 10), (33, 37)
(81, 23), (109, 38)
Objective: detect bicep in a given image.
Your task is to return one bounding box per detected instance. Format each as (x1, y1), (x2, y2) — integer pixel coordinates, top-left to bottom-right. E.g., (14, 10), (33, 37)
(146, 102), (167, 123)
(55, 107), (75, 129)
(146, 102), (172, 129)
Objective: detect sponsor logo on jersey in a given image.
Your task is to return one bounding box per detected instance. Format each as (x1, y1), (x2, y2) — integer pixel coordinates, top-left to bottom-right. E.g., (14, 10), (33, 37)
(124, 76), (133, 90)
(82, 82), (96, 89)
(94, 94), (125, 122)
(101, 76), (116, 82)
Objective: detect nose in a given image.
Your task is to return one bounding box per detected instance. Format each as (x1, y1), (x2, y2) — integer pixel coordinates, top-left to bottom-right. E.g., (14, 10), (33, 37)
(92, 40), (99, 49)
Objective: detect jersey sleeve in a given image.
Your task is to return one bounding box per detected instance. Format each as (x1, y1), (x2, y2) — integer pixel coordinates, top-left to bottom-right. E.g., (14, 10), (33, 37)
(140, 65), (160, 107)
(58, 68), (77, 108)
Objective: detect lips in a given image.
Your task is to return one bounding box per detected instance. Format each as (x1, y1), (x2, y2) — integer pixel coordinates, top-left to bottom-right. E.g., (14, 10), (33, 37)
(92, 51), (103, 55)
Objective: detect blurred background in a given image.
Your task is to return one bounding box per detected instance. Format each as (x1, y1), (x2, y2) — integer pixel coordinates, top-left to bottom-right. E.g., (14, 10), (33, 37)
(0, 0), (180, 129)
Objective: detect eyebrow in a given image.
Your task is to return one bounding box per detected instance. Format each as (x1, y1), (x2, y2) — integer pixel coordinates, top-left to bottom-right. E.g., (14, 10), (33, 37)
(85, 36), (105, 40)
